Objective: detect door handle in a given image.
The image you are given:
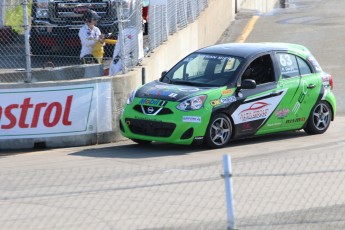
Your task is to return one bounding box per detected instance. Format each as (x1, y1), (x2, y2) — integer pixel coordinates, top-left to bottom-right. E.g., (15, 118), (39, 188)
(307, 84), (316, 89)
(270, 91), (283, 96)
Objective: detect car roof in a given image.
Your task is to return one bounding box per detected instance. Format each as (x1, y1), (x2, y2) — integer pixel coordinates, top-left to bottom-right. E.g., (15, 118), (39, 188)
(197, 43), (310, 58)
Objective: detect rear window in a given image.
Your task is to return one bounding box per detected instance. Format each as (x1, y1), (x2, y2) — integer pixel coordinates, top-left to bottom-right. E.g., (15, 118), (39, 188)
(307, 55), (322, 72)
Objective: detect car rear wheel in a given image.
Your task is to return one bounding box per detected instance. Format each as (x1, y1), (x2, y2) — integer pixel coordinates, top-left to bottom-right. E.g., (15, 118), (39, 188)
(205, 114), (232, 148)
(131, 139), (152, 145)
(304, 101), (332, 134)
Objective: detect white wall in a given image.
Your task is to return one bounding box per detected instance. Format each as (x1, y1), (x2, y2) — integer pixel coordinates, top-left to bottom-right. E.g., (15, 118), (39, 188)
(237, 0), (279, 13)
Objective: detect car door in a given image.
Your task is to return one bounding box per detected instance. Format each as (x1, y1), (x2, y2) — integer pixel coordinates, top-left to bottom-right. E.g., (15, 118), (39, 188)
(275, 52), (322, 130)
(231, 53), (286, 138)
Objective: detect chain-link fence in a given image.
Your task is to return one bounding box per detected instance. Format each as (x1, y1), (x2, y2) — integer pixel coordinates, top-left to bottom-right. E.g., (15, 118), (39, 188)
(147, 0), (209, 52)
(0, 0), (144, 82)
(0, 0), (210, 83)
(0, 0), (28, 82)
(232, 151), (345, 230)
(1, 162), (227, 230)
(1, 151), (345, 229)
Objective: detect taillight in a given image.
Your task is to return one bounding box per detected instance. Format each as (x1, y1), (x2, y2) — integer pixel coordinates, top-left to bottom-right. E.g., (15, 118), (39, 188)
(329, 75), (334, 90)
(322, 74), (334, 90)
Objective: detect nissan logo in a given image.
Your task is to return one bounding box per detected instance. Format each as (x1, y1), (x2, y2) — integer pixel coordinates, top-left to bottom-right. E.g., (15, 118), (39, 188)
(147, 107), (154, 114)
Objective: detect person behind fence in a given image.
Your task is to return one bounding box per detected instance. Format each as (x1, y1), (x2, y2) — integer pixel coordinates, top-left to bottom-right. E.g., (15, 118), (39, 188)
(78, 9), (105, 64)
(109, 27), (138, 76)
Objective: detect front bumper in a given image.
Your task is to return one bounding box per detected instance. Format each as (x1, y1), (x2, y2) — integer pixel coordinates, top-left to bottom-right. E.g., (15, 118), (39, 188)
(120, 102), (212, 145)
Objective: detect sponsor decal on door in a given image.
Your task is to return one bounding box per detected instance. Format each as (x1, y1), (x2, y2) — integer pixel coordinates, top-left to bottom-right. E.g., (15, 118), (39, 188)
(232, 90), (286, 124)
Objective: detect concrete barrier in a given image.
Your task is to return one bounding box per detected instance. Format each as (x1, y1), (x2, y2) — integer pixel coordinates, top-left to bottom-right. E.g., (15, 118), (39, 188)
(0, 64), (104, 83)
(0, 0), (279, 149)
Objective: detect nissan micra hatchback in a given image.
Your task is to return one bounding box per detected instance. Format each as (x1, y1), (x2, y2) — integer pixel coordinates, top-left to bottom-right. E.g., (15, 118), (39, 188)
(120, 43), (336, 148)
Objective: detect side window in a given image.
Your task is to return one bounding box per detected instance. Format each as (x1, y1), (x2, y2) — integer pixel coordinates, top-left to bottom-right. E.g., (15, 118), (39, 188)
(242, 54), (275, 85)
(277, 53), (299, 78)
(296, 56), (312, 75)
(307, 55), (322, 72)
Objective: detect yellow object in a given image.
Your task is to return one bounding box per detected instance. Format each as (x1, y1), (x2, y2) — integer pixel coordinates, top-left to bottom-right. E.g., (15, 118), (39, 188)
(92, 39), (117, 63)
(104, 39), (117, 45)
(92, 41), (105, 63)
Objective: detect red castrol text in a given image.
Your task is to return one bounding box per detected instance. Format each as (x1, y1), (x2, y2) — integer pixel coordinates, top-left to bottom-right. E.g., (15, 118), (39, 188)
(0, 96), (73, 129)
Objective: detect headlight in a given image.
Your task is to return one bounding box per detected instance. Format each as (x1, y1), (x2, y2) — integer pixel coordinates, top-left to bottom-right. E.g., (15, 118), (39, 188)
(126, 90), (137, 105)
(176, 95), (207, 111)
(35, 0), (49, 18)
(36, 9), (49, 18)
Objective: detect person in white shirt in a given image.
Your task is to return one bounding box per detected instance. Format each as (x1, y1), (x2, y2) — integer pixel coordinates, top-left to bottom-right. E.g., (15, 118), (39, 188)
(78, 9), (104, 64)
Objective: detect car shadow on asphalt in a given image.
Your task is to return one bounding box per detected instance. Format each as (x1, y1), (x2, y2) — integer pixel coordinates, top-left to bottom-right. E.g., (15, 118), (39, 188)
(0, 148), (47, 157)
(0, 130), (308, 158)
(230, 130), (308, 147)
(70, 142), (209, 159)
(69, 130), (308, 159)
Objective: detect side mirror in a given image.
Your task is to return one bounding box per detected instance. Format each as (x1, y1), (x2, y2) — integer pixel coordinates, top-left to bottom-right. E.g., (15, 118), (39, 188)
(160, 70), (169, 82)
(161, 70), (167, 78)
(241, 79), (256, 89)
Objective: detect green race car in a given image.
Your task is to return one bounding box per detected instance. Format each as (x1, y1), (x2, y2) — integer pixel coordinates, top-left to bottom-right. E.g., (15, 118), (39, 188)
(120, 43), (336, 148)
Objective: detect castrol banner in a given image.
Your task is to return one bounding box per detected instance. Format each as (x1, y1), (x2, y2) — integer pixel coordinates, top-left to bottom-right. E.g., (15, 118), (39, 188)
(0, 82), (112, 139)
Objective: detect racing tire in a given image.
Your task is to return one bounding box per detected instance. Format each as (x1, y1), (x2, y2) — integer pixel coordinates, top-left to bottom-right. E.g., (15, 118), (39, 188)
(131, 139), (152, 145)
(304, 101), (332, 135)
(205, 113), (232, 149)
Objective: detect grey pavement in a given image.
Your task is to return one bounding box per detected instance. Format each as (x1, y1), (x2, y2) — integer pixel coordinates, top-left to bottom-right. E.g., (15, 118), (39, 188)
(217, 0), (345, 115)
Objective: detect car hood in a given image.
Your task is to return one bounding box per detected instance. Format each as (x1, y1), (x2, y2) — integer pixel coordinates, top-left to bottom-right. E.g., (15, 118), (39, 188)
(135, 80), (217, 102)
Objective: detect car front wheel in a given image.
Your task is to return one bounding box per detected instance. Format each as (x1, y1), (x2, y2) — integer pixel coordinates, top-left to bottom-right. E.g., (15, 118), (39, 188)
(205, 114), (232, 148)
(304, 101), (332, 134)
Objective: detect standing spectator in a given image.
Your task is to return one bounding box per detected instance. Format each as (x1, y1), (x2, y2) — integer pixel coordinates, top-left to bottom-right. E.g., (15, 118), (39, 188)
(142, 0), (149, 35)
(78, 9), (104, 64)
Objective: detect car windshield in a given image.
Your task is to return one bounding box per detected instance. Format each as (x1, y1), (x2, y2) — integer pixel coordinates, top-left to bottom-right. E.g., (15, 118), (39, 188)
(164, 53), (243, 87)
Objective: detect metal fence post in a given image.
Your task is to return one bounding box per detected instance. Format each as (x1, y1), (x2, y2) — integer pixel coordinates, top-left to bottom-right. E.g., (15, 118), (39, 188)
(22, 0), (32, 83)
(0, 0), (5, 27)
(223, 154), (235, 230)
(116, 2), (127, 74)
(141, 67), (146, 85)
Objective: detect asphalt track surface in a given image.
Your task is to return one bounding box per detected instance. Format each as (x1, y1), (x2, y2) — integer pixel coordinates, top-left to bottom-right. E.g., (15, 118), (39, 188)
(1, 0), (345, 229)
